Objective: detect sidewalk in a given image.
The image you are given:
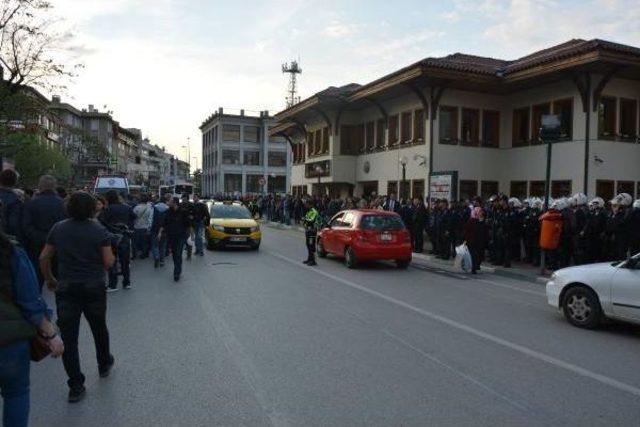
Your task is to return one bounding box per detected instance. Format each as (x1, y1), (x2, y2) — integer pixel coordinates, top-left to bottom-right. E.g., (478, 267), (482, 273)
(261, 220), (548, 285)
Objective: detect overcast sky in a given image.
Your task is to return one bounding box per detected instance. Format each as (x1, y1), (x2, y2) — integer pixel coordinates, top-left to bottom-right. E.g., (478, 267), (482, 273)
(52, 0), (640, 166)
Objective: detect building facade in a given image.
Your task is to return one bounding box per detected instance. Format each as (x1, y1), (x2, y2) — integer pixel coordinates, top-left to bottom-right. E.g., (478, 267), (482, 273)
(271, 39), (640, 202)
(200, 108), (291, 196)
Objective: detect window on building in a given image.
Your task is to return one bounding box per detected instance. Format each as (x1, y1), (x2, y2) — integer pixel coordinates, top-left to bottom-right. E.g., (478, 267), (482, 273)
(222, 150), (240, 165)
(307, 133), (313, 157)
(222, 125), (241, 142)
(598, 96), (616, 139)
(322, 127), (330, 154)
(414, 109), (425, 143)
(243, 151), (260, 166)
(246, 175), (262, 193)
(551, 180), (572, 198)
(269, 176), (286, 193)
(244, 126), (260, 143)
(529, 181), (545, 197)
(376, 119), (385, 149)
(387, 181), (398, 197)
(510, 181), (528, 199)
(459, 180), (478, 201)
(596, 180), (614, 201)
(365, 121), (375, 151)
(224, 174), (242, 192)
(389, 115), (399, 146)
(480, 181), (499, 200)
(531, 103), (550, 144)
(617, 180), (635, 196)
(401, 111), (412, 144)
(439, 106), (458, 144)
(481, 110), (500, 148)
(412, 180), (425, 200)
(512, 107), (530, 147)
(355, 124), (365, 153)
(340, 125), (358, 155)
(312, 129), (320, 154)
(553, 98), (573, 141)
(268, 151), (287, 167)
(90, 119), (99, 131)
(461, 108), (480, 146)
(619, 98), (638, 141)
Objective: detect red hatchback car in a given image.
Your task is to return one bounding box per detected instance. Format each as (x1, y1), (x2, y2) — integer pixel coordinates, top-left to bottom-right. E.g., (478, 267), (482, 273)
(317, 210), (412, 269)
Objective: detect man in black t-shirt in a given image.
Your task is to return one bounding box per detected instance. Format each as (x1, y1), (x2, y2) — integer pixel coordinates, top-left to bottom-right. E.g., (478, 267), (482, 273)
(159, 197), (191, 281)
(40, 191), (116, 403)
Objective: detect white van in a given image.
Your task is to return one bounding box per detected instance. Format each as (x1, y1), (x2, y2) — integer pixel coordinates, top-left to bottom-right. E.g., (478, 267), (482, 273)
(94, 176), (130, 196)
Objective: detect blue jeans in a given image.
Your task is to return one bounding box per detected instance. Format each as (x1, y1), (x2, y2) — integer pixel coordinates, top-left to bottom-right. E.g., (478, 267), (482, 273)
(151, 233), (167, 262)
(133, 229), (149, 257)
(169, 237), (186, 278)
(194, 223), (204, 255)
(0, 340), (30, 427)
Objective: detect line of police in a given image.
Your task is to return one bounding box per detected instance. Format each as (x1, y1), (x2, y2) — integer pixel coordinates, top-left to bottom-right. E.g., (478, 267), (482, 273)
(414, 192), (640, 269)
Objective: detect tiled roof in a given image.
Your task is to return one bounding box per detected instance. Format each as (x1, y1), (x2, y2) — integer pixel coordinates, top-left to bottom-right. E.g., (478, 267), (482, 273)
(420, 39), (640, 76)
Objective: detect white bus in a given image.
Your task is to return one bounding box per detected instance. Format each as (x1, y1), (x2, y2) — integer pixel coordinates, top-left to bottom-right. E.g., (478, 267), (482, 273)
(160, 183), (194, 199)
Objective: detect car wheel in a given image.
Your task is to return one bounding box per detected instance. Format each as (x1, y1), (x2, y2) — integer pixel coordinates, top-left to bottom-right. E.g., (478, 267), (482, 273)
(396, 259), (410, 269)
(562, 286), (602, 329)
(345, 247), (357, 269)
(317, 239), (327, 258)
(252, 243), (260, 251)
(206, 240), (216, 251)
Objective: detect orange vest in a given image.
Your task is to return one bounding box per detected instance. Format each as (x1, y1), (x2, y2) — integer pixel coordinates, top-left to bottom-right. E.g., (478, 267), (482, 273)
(539, 210), (563, 250)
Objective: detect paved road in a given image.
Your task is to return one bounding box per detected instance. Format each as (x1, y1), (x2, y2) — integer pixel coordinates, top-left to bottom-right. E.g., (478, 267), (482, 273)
(26, 226), (640, 426)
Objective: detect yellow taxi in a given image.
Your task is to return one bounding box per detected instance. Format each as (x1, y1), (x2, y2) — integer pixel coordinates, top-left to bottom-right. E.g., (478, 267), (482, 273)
(205, 201), (261, 250)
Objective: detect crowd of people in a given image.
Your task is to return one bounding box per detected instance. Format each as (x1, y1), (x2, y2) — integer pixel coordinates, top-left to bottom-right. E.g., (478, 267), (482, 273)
(0, 168), (210, 426)
(236, 190), (640, 273)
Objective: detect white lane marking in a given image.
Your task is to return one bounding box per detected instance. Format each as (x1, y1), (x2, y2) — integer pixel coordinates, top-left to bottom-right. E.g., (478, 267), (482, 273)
(268, 250), (640, 399)
(475, 278), (545, 296)
(382, 329), (530, 413)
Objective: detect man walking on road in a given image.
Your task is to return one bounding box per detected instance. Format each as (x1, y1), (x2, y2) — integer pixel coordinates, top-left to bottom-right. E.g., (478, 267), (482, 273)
(22, 175), (66, 289)
(104, 191), (135, 291)
(39, 191), (116, 403)
(159, 197), (191, 281)
(132, 195), (154, 259)
(191, 195), (210, 256)
(302, 200), (319, 266)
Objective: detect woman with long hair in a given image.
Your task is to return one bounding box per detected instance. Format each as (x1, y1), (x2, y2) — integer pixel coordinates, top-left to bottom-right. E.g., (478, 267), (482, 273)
(0, 230), (64, 427)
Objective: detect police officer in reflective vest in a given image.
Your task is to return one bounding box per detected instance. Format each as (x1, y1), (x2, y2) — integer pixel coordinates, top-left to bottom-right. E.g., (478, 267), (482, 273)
(302, 200), (319, 266)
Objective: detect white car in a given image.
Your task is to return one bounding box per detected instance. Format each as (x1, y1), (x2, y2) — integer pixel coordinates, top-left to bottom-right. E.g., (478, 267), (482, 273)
(546, 253), (640, 328)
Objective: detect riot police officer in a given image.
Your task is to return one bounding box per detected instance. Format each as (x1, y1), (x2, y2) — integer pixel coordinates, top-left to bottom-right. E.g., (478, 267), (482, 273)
(302, 199), (320, 266)
(584, 197), (607, 263)
(571, 193), (589, 265)
(523, 198), (542, 266)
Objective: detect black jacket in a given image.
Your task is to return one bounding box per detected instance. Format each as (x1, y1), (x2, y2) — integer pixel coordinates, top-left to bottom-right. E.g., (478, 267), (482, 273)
(22, 191), (65, 248)
(104, 203), (135, 229)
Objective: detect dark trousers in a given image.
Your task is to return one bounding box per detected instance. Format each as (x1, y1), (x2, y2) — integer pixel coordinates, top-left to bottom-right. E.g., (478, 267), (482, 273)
(411, 228), (424, 253)
(169, 237), (186, 277)
(469, 244), (484, 273)
(305, 230), (316, 262)
(108, 239), (130, 288)
(55, 282), (111, 389)
(133, 229), (149, 258)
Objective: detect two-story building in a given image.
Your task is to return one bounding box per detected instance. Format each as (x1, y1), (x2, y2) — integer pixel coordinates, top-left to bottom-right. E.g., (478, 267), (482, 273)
(200, 108), (291, 196)
(271, 39), (640, 202)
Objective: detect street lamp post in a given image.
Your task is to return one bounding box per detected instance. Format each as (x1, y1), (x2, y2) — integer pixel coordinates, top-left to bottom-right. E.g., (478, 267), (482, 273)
(539, 114), (561, 274)
(400, 156), (408, 201)
(314, 165), (324, 197)
(182, 137), (191, 180)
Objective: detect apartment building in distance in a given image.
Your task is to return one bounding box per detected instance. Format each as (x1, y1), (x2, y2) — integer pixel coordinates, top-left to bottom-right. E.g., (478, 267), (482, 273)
(200, 108), (290, 196)
(270, 39), (640, 202)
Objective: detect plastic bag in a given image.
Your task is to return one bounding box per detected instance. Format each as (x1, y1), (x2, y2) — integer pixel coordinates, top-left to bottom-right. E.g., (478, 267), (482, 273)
(454, 243), (472, 273)
(186, 235), (194, 247)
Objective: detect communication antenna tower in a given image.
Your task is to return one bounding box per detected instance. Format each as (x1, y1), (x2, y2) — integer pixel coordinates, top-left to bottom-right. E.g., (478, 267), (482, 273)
(282, 60), (302, 108)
